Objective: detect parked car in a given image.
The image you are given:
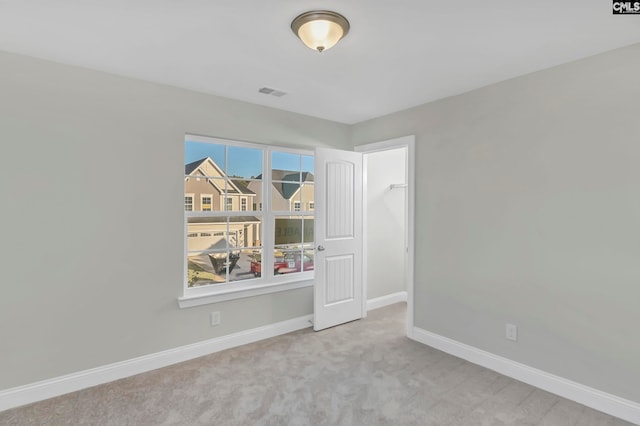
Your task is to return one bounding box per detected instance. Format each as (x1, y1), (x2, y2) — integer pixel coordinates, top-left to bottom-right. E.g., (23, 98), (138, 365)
(250, 251), (314, 277)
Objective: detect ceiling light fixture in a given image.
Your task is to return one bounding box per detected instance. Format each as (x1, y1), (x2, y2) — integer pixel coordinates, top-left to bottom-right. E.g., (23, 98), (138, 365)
(291, 10), (350, 53)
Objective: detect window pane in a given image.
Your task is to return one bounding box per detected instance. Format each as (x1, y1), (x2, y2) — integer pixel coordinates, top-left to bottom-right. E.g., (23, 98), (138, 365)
(300, 183), (314, 211)
(274, 216), (304, 245)
(227, 218), (262, 250)
(185, 142), (226, 177)
(273, 246), (302, 275)
(187, 252), (226, 287)
(224, 185), (260, 212)
(271, 180), (302, 211)
(185, 178), (225, 211)
(272, 152), (300, 180)
(228, 146), (262, 180)
(187, 217), (228, 251)
(230, 249), (262, 282)
(302, 218), (314, 243)
(302, 245), (315, 272)
(273, 246), (314, 275)
(302, 155), (314, 176)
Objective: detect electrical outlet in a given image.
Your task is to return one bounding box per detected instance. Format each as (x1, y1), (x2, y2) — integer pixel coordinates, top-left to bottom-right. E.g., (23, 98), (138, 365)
(210, 311), (221, 326)
(506, 323), (517, 341)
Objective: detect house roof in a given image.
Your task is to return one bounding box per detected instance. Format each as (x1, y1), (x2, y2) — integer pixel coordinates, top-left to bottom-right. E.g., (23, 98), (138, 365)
(185, 157), (255, 195)
(254, 170), (313, 200)
(230, 180), (255, 195)
(184, 158), (205, 175)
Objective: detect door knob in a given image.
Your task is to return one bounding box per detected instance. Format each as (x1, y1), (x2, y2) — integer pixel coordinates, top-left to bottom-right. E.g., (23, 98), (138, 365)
(317, 245), (325, 251)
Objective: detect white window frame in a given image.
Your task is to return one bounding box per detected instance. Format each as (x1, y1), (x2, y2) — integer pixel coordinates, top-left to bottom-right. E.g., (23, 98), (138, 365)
(309, 201), (315, 211)
(185, 193), (194, 211)
(293, 201), (301, 212)
(241, 197), (247, 212)
(201, 194), (213, 212)
(180, 134), (314, 308)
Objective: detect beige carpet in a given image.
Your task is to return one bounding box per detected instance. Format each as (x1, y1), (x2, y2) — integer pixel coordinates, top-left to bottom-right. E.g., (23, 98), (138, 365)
(0, 303), (633, 425)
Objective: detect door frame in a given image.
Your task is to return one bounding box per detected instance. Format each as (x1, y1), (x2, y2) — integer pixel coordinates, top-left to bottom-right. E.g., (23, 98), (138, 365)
(355, 135), (416, 338)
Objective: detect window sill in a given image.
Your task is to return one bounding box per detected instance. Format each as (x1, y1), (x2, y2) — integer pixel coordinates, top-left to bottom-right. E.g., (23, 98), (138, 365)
(177, 278), (313, 308)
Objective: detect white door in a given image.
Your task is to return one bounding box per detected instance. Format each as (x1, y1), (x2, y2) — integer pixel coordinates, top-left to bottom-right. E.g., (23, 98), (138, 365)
(314, 148), (363, 331)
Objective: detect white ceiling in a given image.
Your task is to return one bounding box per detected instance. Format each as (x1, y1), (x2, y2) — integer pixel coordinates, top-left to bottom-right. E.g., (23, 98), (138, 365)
(1, 1), (639, 124)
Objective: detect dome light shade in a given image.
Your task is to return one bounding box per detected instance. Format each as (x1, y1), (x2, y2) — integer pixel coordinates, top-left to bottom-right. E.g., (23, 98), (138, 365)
(291, 10), (350, 52)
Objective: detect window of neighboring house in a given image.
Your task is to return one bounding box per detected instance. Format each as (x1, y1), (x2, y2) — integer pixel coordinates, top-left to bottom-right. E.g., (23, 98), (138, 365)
(201, 195), (212, 212)
(309, 202), (315, 211)
(293, 201), (301, 211)
(182, 135), (314, 307)
(185, 195), (194, 211)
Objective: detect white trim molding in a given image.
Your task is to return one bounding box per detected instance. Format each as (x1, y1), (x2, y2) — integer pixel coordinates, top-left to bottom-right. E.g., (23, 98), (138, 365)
(0, 314), (313, 412)
(178, 279), (312, 308)
(411, 327), (640, 425)
(367, 291), (408, 311)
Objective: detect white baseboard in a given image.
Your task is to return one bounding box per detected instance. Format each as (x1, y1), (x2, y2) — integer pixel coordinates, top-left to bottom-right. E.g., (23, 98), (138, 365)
(411, 327), (640, 425)
(0, 314), (313, 412)
(367, 291), (408, 311)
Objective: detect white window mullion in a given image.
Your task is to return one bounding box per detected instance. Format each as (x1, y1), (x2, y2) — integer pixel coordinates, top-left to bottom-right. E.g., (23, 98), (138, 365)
(263, 147), (274, 280)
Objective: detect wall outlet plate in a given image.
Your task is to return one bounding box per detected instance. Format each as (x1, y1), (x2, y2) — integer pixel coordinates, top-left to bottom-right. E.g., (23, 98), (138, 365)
(211, 311), (221, 326)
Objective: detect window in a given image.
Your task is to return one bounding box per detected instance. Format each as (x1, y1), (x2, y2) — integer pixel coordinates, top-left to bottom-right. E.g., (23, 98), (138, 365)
(201, 195), (212, 212)
(182, 135), (314, 306)
(185, 195), (194, 211)
(309, 202), (315, 211)
(271, 151), (315, 277)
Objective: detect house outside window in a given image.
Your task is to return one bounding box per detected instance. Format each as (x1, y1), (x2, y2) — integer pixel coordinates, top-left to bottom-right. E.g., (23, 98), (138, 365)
(183, 135), (314, 304)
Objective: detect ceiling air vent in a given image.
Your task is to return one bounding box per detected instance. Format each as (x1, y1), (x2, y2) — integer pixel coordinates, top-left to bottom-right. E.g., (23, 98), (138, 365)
(258, 87), (287, 97)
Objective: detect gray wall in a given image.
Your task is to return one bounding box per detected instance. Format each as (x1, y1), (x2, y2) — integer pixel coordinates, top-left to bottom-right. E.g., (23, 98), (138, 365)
(351, 43), (640, 403)
(0, 51), (350, 390)
(365, 148), (407, 300)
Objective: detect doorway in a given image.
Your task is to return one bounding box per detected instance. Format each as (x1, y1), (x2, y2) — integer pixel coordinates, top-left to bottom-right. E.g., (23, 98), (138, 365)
(355, 136), (415, 337)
